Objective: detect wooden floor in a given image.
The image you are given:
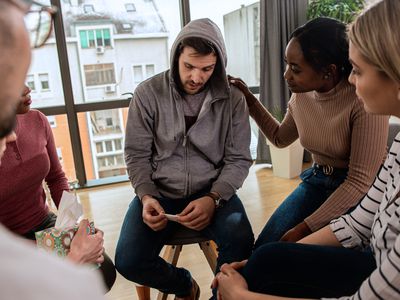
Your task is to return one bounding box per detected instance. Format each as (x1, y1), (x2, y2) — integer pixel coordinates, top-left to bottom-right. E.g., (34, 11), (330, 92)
(77, 164), (302, 300)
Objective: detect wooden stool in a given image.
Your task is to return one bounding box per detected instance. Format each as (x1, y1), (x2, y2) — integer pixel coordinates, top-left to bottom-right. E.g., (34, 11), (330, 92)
(135, 225), (218, 300)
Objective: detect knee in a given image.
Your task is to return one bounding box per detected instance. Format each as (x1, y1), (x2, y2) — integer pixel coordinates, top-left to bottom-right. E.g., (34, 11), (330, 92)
(243, 242), (285, 289)
(224, 213), (254, 245)
(217, 213), (254, 256)
(115, 243), (145, 282)
(246, 242), (288, 276)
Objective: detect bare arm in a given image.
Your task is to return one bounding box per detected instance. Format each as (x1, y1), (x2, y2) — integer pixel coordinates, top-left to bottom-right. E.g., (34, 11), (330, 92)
(298, 225), (341, 247)
(229, 76), (299, 148)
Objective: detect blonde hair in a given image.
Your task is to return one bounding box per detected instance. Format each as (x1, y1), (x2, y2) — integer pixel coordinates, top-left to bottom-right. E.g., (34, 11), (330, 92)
(349, 0), (400, 83)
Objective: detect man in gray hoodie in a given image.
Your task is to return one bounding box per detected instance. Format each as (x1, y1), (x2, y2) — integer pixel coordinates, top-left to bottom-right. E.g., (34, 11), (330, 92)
(115, 18), (254, 299)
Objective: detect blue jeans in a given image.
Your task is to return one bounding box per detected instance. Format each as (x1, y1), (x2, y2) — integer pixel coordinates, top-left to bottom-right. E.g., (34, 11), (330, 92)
(115, 192), (254, 297)
(242, 242), (376, 298)
(255, 166), (348, 247)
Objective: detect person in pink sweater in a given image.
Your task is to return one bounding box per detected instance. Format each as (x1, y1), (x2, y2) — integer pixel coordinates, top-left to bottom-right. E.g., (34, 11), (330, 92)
(0, 85), (116, 291)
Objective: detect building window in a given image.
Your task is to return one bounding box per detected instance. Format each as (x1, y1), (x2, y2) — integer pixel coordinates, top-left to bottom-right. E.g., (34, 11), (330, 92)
(105, 140), (113, 152)
(96, 142), (104, 153)
(133, 64), (155, 85)
(133, 65), (143, 84)
(83, 4), (94, 13)
(114, 139), (122, 150)
(79, 28), (111, 49)
(94, 138), (124, 155)
(146, 64), (155, 78)
(97, 154), (125, 170)
(105, 117), (113, 127)
(125, 3), (136, 12)
(46, 116), (57, 128)
(27, 74), (35, 91)
(84, 63), (116, 86)
(116, 155), (124, 166)
(39, 73), (50, 91)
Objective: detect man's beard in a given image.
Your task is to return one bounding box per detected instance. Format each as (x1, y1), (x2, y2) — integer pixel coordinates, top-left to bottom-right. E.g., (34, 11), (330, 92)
(0, 110), (16, 139)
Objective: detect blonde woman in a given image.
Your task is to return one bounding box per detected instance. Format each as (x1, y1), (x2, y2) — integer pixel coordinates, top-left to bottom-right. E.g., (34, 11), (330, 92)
(213, 0), (400, 299)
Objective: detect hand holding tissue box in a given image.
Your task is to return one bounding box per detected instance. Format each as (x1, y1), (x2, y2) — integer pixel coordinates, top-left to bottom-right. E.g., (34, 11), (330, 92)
(35, 191), (95, 258)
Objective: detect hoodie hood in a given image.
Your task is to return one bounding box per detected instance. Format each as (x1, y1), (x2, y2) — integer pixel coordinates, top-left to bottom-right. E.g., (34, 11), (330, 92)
(169, 18), (229, 98)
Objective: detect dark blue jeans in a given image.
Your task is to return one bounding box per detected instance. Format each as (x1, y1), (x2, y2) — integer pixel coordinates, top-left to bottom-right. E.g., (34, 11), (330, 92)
(255, 166), (348, 247)
(115, 193), (254, 297)
(242, 242), (376, 298)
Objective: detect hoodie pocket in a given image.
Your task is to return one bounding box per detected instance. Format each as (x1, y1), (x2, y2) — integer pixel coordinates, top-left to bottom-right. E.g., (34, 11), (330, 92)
(151, 159), (185, 195)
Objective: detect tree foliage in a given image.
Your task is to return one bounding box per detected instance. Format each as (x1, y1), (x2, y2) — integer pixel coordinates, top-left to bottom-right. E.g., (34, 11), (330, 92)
(307, 0), (365, 23)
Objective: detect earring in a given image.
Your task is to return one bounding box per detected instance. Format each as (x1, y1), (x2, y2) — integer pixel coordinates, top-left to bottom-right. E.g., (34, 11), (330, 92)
(323, 74), (330, 80)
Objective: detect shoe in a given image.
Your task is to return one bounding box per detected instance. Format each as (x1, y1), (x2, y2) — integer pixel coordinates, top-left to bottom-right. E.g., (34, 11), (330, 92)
(174, 279), (200, 300)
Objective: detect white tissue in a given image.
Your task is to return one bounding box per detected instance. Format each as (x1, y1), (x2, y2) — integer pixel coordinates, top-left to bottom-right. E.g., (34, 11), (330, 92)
(54, 191), (83, 229)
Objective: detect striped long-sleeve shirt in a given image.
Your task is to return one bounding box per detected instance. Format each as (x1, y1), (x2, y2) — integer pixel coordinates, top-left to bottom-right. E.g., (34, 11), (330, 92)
(248, 80), (389, 231)
(329, 133), (400, 299)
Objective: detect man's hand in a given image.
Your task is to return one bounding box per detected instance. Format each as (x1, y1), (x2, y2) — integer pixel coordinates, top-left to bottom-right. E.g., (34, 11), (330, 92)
(178, 196), (215, 230)
(141, 195), (167, 231)
(280, 221), (312, 242)
(68, 219), (104, 264)
(214, 263), (249, 300)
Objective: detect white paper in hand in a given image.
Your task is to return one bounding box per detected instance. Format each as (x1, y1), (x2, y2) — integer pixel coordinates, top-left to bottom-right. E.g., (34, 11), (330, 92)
(164, 213), (179, 222)
(54, 191), (83, 229)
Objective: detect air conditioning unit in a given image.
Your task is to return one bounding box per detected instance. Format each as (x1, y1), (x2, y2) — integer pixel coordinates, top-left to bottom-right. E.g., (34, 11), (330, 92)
(96, 46), (105, 54)
(105, 84), (116, 93)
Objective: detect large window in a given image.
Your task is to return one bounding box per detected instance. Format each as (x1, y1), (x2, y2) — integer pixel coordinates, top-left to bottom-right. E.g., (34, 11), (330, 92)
(30, 0), (259, 187)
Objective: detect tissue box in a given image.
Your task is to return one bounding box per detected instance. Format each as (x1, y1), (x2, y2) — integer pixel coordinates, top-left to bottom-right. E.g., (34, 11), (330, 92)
(35, 222), (95, 258)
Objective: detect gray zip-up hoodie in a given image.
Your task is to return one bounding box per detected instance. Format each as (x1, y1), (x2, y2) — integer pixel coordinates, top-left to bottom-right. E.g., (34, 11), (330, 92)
(125, 18), (252, 200)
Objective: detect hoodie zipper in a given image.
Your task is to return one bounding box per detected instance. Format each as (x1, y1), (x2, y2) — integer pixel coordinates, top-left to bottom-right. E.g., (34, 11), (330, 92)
(182, 97), (224, 197)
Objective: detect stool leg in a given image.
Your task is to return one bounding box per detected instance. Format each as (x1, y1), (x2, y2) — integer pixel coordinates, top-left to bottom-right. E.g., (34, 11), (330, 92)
(199, 240), (218, 272)
(163, 244), (182, 266)
(135, 285), (150, 300)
